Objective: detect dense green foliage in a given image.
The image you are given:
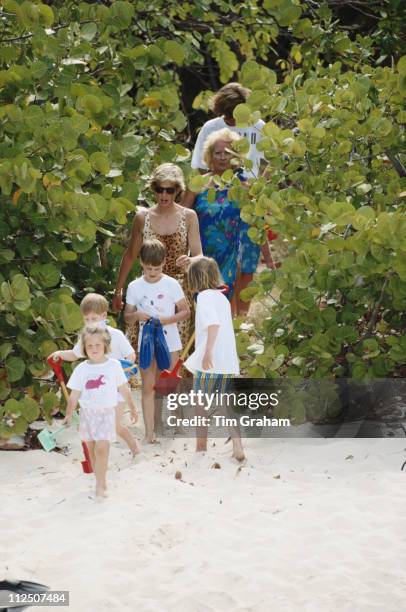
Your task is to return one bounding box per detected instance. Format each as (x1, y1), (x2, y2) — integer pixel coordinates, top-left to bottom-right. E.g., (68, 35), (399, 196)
(0, 1), (405, 435)
(236, 53), (406, 383)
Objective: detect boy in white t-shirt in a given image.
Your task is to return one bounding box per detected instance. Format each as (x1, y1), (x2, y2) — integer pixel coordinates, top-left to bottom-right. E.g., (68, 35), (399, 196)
(184, 257), (245, 461)
(49, 293), (140, 457)
(124, 239), (190, 443)
(191, 82), (265, 179)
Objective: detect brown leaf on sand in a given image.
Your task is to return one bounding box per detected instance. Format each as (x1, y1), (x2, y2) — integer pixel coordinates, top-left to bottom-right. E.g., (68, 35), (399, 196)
(273, 474), (281, 479)
(345, 455), (354, 460)
(175, 470), (182, 480)
(211, 462), (221, 469)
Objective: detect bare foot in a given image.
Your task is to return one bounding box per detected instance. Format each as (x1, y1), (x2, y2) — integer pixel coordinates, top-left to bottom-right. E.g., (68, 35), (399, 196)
(232, 441), (246, 462)
(196, 441), (207, 452)
(131, 441), (141, 456)
(96, 486), (107, 499)
(143, 435), (157, 444)
(232, 449), (246, 462)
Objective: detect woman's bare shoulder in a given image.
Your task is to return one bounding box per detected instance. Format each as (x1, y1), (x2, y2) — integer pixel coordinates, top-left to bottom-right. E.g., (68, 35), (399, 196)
(176, 203), (197, 221)
(133, 207), (148, 226)
(184, 207), (198, 221)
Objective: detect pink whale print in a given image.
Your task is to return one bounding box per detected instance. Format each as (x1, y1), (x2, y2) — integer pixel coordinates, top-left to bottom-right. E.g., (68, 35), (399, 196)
(85, 375), (106, 390)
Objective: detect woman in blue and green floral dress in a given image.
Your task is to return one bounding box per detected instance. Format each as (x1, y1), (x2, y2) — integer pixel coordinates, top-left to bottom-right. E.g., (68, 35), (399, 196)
(182, 128), (261, 300)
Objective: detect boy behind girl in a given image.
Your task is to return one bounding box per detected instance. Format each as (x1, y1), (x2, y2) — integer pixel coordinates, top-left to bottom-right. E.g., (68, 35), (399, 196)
(49, 293), (140, 456)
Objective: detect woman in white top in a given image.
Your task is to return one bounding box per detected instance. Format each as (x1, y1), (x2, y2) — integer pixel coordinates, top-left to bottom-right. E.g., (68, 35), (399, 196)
(184, 257), (245, 461)
(191, 82), (265, 179)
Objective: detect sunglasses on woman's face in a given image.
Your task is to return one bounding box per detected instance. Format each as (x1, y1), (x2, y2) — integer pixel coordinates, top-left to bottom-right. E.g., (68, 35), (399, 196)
(154, 186), (177, 194)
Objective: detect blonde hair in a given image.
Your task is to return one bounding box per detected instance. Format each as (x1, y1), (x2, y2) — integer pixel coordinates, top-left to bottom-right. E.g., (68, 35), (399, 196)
(202, 128), (241, 169)
(80, 293), (109, 316)
(211, 82), (251, 118)
(80, 325), (111, 358)
(149, 163), (186, 195)
(139, 239), (166, 266)
(187, 257), (223, 292)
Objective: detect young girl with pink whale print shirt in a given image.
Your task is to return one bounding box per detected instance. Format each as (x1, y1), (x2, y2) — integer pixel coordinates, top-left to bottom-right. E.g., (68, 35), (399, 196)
(65, 326), (138, 500)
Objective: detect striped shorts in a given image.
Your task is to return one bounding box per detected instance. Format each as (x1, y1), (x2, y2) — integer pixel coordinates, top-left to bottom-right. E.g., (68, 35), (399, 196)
(193, 372), (233, 394)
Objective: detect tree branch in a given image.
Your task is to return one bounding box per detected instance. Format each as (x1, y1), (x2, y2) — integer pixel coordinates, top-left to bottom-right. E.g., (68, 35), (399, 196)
(0, 20), (98, 44)
(386, 153), (406, 178)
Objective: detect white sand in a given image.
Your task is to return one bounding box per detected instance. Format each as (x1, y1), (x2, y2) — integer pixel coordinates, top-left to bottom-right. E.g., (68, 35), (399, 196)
(1, 423), (406, 612)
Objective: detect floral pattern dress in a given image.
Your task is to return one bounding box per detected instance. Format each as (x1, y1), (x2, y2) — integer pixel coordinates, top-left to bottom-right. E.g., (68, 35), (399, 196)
(195, 188), (257, 293)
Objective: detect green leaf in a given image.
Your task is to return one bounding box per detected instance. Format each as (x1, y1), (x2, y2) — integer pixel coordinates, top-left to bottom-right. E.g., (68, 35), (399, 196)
(60, 303), (83, 333)
(30, 263), (61, 288)
(163, 41), (185, 65)
(90, 152), (110, 175)
(189, 175), (211, 192)
(0, 249), (15, 264)
(109, 1), (135, 28)
(38, 4), (54, 26)
(0, 343), (13, 360)
(397, 56), (406, 75)
(0, 378), (10, 402)
(4, 398), (21, 417)
(81, 22), (98, 41)
(233, 103), (252, 126)
(81, 94), (103, 115)
(20, 397), (40, 422)
(269, 354), (285, 371)
(5, 356), (25, 382)
(42, 391), (59, 422)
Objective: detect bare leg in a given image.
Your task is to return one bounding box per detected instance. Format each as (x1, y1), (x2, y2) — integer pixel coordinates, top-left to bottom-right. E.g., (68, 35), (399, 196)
(195, 401), (208, 452)
(231, 436), (245, 462)
(141, 361), (158, 443)
(154, 351), (179, 436)
(115, 402), (140, 456)
(218, 389), (246, 462)
(193, 373), (209, 452)
(224, 404), (245, 462)
(94, 440), (110, 498)
(236, 271), (254, 315)
(86, 440), (96, 473)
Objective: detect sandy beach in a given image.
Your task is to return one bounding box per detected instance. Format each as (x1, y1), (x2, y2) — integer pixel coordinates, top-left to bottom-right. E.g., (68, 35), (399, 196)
(1, 417), (406, 612)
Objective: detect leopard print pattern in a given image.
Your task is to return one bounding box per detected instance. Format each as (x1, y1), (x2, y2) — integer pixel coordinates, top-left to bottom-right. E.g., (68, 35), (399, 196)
(126, 207), (194, 357)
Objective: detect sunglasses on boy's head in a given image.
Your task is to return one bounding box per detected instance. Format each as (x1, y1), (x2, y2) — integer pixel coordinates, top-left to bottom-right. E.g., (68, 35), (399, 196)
(154, 186), (177, 194)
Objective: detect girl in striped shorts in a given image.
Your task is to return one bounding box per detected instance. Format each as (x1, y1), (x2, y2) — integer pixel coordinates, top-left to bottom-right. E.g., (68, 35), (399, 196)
(184, 257), (245, 461)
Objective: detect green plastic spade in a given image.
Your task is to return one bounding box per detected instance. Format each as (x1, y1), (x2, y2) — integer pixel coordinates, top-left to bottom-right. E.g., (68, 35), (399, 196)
(38, 411), (79, 452)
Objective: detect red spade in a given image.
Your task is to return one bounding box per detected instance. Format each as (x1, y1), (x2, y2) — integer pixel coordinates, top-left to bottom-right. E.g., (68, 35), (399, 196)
(47, 356), (93, 473)
(153, 332), (195, 395)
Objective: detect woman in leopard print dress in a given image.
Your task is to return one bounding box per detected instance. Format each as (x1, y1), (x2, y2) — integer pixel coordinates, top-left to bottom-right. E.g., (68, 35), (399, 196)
(112, 163), (202, 352)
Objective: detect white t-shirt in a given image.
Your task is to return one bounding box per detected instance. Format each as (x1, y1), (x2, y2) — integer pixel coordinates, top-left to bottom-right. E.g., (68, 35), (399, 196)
(184, 289), (239, 375)
(73, 324), (134, 360)
(126, 274), (185, 352)
(67, 358), (127, 409)
(191, 117), (265, 178)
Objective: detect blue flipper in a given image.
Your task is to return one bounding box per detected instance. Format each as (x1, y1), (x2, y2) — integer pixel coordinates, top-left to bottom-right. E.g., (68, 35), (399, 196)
(152, 318), (171, 371)
(139, 319), (154, 370)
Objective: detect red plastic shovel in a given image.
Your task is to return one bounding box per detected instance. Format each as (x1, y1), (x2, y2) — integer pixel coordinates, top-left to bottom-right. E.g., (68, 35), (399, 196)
(47, 356), (93, 473)
(154, 332), (195, 395)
